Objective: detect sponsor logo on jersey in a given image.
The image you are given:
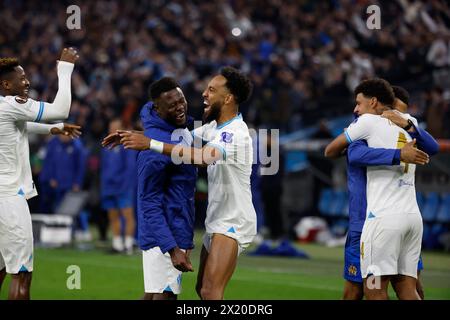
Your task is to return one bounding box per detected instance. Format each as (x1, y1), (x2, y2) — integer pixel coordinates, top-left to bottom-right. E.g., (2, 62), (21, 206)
(221, 132), (233, 143)
(398, 179), (414, 187)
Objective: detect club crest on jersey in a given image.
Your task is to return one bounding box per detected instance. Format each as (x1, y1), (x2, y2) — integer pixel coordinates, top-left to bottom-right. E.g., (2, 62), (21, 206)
(221, 132), (233, 143)
(15, 96), (28, 104)
(348, 265), (358, 276)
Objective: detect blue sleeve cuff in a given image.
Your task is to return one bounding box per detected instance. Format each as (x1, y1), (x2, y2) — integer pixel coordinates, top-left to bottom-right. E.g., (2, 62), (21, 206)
(160, 241), (177, 254)
(409, 131), (419, 139)
(393, 149), (401, 165)
(34, 101), (44, 122)
(344, 131), (352, 144)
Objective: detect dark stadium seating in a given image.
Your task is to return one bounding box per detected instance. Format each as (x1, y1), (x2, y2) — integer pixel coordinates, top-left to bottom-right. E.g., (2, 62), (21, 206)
(436, 193), (450, 224)
(329, 190), (347, 217)
(318, 188), (333, 217)
(319, 188), (450, 248)
(422, 192), (440, 223)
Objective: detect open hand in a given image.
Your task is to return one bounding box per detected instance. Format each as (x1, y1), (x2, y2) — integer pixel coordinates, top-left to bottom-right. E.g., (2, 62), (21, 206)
(400, 139), (429, 165)
(119, 131), (151, 151)
(102, 131), (123, 149)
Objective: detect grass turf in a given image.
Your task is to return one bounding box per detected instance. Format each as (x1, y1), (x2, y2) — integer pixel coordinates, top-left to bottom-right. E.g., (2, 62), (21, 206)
(1, 234), (450, 300)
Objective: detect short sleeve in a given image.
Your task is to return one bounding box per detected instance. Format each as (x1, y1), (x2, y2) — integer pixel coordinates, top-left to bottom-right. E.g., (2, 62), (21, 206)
(3, 96), (44, 122)
(345, 114), (373, 144)
(206, 128), (252, 164)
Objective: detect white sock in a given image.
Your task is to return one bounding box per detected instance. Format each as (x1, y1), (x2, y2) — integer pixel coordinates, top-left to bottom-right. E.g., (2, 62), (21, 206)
(125, 236), (134, 250)
(112, 236), (123, 251)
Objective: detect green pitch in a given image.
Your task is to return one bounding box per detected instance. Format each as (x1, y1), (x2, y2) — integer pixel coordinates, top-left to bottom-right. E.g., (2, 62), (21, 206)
(1, 233), (450, 300)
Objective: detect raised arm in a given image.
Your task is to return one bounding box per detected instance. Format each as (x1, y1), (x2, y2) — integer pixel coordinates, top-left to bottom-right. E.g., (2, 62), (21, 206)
(6, 48), (79, 123)
(38, 48), (78, 121)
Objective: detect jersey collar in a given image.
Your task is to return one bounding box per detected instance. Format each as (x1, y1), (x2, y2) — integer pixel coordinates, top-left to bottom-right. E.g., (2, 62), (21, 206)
(216, 113), (242, 130)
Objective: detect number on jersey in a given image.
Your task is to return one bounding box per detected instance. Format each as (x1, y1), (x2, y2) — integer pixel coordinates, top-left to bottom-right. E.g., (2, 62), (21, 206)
(396, 132), (408, 173)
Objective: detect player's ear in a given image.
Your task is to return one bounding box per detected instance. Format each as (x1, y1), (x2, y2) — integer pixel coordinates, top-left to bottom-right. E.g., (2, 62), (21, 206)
(224, 93), (234, 105)
(153, 101), (165, 118)
(0, 79), (10, 90)
(370, 97), (377, 109)
(153, 100), (161, 113)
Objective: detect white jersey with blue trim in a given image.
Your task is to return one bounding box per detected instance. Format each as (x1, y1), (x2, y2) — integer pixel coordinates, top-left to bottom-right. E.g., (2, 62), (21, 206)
(0, 95), (43, 199)
(192, 114), (257, 244)
(345, 113), (420, 218)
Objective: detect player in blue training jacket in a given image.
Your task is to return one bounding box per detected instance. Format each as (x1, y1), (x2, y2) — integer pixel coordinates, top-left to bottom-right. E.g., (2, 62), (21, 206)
(108, 78), (197, 300)
(42, 134), (87, 211)
(101, 118), (137, 254)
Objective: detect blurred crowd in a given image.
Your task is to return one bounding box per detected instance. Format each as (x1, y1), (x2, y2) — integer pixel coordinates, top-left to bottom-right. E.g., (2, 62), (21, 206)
(1, 0), (450, 240)
(1, 0), (450, 137)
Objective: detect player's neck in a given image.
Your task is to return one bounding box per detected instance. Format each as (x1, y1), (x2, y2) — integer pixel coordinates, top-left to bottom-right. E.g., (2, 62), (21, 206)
(216, 106), (239, 126)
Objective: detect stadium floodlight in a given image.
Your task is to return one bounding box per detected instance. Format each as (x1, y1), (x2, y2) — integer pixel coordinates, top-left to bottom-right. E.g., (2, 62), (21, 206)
(231, 27), (242, 37)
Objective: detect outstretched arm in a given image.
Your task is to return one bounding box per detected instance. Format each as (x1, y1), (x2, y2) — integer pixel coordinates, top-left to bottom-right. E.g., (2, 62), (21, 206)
(348, 139), (429, 167)
(26, 122), (81, 138)
(324, 133), (348, 158)
(104, 130), (223, 166)
(102, 130), (144, 149)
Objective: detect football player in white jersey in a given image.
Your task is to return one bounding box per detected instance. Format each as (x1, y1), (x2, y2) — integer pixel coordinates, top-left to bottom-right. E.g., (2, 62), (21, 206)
(327, 79), (426, 300)
(0, 48), (79, 299)
(325, 83), (439, 300)
(104, 67), (256, 300)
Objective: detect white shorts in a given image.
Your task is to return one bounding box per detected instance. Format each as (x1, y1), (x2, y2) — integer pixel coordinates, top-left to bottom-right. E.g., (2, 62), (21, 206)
(360, 212), (422, 279)
(0, 195), (34, 274)
(142, 247), (183, 294)
(202, 232), (250, 256)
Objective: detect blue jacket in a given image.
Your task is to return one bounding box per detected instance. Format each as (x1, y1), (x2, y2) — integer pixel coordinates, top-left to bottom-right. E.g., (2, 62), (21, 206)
(346, 122), (439, 232)
(41, 137), (87, 191)
(101, 146), (137, 197)
(137, 102), (197, 253)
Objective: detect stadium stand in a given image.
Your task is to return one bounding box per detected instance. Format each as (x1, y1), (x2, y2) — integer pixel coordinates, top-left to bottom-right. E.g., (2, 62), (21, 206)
(0, 0), (449, 250)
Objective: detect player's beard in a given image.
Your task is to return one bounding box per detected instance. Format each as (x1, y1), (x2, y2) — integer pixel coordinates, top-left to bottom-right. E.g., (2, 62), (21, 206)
(203, 101), (222, 124)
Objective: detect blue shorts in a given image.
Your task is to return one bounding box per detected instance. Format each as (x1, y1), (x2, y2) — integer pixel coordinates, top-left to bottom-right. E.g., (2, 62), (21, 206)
(343, 230), (424, 283)
(101, 193), (133, 211)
